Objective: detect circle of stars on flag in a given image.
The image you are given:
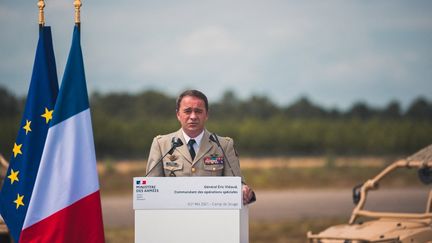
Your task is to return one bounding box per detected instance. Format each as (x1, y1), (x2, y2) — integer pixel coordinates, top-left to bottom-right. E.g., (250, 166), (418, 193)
(7, 107), (53, 209)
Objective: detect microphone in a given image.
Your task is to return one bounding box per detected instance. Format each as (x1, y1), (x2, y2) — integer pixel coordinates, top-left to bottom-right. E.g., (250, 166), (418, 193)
(167, 137), (184, 155)
(146, 137), (183, 176)
(209, 133), (236, 176)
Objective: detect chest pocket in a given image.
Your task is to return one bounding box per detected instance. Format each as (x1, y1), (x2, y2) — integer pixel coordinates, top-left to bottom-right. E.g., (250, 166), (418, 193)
(203, 164), (224, 172)
(163, 161), (183, 172)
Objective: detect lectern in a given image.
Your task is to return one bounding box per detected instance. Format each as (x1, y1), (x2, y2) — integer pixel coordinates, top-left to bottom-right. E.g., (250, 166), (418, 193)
(133, 177), (248, 243)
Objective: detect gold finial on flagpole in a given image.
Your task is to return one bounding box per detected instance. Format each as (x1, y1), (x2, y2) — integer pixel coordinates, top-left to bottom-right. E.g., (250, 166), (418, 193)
(74, 0), (82, 25)
(38, 0), (45, 26)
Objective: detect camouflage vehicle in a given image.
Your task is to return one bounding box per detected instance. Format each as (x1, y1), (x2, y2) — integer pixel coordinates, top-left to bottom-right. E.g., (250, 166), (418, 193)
(307, 145), (432, 242)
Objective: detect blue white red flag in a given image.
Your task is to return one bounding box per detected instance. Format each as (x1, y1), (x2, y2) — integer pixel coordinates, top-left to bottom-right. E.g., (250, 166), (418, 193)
(19, 26), (105, 242)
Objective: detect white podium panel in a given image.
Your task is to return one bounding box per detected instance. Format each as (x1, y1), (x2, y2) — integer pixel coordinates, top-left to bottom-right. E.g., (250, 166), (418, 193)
(134, 177), (242, 210)
(133, 177), (248, 243)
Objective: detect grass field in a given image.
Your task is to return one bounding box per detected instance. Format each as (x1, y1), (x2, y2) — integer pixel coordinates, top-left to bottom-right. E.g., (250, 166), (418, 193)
(98, 155), (418, 195)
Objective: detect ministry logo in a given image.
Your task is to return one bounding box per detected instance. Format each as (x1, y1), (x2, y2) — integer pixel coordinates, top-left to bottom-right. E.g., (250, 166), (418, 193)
(136, 180), (147, 185)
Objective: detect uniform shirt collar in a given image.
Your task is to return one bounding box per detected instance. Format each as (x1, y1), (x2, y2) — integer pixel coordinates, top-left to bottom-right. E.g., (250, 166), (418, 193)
(182, 129), (204, 148)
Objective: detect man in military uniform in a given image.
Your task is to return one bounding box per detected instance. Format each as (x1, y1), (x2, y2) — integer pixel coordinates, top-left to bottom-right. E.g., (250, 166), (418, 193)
(146, 90), (255, 204)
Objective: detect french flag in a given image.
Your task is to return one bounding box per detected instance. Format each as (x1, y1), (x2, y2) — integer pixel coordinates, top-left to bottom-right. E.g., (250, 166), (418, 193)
(20, 26), (105, 242)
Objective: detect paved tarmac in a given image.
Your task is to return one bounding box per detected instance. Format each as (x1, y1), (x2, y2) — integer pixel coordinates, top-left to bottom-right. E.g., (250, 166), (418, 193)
(102, 188), (430, 228)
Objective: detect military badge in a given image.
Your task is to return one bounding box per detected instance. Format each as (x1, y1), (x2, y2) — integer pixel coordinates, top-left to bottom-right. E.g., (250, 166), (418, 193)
(165, 161), (179, 167)
(204, 154), (224, 165)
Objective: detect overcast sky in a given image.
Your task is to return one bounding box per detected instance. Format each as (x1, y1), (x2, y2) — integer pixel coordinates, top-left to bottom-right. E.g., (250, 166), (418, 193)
(1, 0), (431, 110)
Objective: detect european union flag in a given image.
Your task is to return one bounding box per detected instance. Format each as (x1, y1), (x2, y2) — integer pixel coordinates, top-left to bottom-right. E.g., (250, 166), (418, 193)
(0, 26), (59, 242)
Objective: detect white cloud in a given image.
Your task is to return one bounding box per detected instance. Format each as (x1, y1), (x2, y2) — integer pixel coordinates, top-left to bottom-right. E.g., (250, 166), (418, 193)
(321, 53), (407, 83)
(179, 26), (242, 57)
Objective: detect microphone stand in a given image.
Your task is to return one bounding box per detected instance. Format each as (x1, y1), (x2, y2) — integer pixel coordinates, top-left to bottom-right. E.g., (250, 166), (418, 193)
(145, 137), (183, 177)
(210, 133), (257, 204)
(210, 133), (236, 176)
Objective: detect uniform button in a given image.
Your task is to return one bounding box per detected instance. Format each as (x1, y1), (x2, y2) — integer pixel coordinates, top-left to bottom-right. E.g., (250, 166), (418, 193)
(191, 167), (196, 173)
(212, 167), (216, 171)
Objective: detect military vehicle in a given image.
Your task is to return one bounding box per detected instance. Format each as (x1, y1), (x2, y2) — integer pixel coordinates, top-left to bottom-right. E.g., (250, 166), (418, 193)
(307, 145), (432, 242)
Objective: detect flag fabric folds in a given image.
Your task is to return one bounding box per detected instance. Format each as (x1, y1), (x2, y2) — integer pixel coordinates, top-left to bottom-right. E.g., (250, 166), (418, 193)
(18, 26), (105, 242)
(0, 26), (59, 242)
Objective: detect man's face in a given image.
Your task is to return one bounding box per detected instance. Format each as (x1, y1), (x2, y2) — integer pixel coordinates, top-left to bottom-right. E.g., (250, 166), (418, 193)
(177, 95), (208, 138)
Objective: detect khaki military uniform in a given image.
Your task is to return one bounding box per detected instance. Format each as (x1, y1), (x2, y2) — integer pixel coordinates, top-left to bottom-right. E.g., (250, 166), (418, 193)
(146, 129), (242, 178)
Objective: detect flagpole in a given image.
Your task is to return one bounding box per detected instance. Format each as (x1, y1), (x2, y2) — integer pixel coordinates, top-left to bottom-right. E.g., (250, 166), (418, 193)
(38, 0), (45, 29)
(74, 0), (82, 28)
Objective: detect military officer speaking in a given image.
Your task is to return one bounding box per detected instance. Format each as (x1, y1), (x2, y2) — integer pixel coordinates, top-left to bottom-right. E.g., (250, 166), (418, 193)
(146, 89), (256, 204)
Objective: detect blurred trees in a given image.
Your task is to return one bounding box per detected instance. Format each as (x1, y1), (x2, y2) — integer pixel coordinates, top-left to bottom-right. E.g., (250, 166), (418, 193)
(405, 97), (432, 120)
(1, 85), (431, 159)
(0, 87), (22, 160)
(0, 87), (21, 118)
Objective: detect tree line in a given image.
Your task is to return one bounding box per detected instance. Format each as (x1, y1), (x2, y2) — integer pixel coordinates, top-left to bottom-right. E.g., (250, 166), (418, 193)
(1, 86), (431, 159)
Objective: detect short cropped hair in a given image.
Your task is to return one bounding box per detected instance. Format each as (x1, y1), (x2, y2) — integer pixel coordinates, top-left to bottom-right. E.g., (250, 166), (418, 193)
(176, 90), (209, 112)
